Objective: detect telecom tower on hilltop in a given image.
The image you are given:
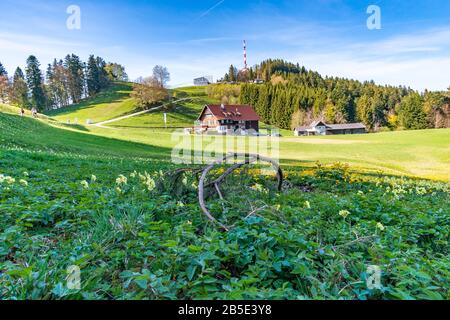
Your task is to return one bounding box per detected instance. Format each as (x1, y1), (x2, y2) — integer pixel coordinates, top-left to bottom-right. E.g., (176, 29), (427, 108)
(242, 40), (249, 71)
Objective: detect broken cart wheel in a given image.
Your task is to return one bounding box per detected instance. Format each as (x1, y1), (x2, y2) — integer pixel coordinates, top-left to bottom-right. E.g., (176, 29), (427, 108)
(198, 153), (283, 231)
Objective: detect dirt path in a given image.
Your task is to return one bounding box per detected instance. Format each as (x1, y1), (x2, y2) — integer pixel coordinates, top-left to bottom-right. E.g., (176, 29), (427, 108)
(93, 98), (192, 127)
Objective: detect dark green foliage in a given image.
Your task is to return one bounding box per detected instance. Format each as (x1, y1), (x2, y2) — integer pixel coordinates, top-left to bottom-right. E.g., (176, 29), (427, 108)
(86, 55), (113, 97)
(25, 55), (46, 111)
(64, 54), (85, 104)
(398, 93), (428, 130)
(0, 62), (7, 77)
(228, 65), (238, 82)
(96, 57), (110, 90)
(0, 110), (448, 300)
(0, 143), (448, 299)
(86, 55), (101, 96)
(105, 63), (128, 82)
(10, 67), (29, 108)
(41, 54), (114, 109)
(237, 59), (450, 131)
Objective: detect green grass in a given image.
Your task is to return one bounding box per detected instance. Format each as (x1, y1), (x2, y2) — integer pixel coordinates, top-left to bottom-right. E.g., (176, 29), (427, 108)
(46, 82), (138, 124)
(1, 92), (449, 300)
(0, 112), (171, 160)
(278, 129), (450, 181)
(36, 83), (450, 181)
(110, 94), (214, 128)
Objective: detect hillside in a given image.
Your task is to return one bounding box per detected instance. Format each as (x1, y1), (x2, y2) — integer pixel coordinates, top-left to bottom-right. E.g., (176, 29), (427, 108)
(0, 108), (172, 160)
(21, 83), (450, 181)
(109, 87), (216, 128)
(0, 108), (449, 300)
(46, 82), (138, 124)
(4, 81), (449, 181)
(44, 83), (214, 129)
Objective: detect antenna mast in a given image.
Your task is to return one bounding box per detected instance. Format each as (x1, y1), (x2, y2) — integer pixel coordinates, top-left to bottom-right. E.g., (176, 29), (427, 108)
(243, 40), (248, 70)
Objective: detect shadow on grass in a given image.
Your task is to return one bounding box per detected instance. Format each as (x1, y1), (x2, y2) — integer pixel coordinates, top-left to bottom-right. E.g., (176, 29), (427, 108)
(45, 82), (133, 118)
(0, 112), (173, 161)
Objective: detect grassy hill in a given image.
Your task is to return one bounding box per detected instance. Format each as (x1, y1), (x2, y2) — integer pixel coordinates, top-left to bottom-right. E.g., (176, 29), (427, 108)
(0, 111), (172, 160)
(110, 88), (215, 128)
(45, 84), (214, 128)
(7, 82), (445, 181)
(0, 109), (449, 300)
(5, 81), (450, 181)
(46, 82), (138, 124)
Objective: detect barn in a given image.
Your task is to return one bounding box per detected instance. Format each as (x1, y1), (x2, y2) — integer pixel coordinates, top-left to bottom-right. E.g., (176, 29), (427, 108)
(196, 104), (260, 135)
(295, 121), (367, 136)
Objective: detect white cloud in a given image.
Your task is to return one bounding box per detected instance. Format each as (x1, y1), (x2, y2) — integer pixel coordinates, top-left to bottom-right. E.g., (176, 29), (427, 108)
(351, 27), (450, 56)
(262, 25), (450, 91)
(1, 23), (449, 92)
(297, 53), (450, 92)
(0, 32), (90, 74)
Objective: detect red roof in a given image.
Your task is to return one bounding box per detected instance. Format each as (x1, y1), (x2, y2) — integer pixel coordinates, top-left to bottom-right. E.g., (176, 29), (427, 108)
(199, 105), (260, 121)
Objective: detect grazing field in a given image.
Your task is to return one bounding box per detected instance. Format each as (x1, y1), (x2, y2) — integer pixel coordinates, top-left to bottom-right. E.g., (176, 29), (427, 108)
(1, 85), (449, 300)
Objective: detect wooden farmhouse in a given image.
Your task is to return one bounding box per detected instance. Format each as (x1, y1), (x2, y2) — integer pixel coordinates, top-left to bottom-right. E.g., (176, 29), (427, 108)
(196, 104), (260, 135)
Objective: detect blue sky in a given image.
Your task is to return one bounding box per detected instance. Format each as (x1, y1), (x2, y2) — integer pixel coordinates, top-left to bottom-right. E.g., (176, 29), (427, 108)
(0, 0), (449, 90)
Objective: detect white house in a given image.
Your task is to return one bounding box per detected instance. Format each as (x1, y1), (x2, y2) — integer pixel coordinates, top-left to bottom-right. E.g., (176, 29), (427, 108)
(194, 77), (211, 86)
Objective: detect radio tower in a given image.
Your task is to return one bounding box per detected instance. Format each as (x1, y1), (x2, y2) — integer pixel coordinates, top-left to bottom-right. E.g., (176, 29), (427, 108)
(243, 40), (248, 71)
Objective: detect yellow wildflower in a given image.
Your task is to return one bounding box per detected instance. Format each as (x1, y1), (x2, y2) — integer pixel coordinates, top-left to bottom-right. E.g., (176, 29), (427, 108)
(339, 210), (351, 219)
(376, 222), (385, 231)
(116, 175), (128, 185)
(305, 201), (311, 209)
(5, 176), (15, 185)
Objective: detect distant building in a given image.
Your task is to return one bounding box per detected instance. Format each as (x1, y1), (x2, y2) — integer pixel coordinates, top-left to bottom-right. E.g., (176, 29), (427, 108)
(196, 104), (260, 135)
(295, 121), (367, 136)
(194, 76), (212, 86)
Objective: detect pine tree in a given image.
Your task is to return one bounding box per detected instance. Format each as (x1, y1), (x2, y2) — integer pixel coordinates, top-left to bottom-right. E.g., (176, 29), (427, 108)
(228, 65), (237, 82)
(398, 93), (428, 130)
(86, 55), (100, 96)
(0, 61), (7, 77)
(64, 54), (85, 103)
(46, 59), (70, 108)
(26, 55), (46, 110)
(0, 61), (9, 103)
(10, 67), (29, 108)
(96, 57), (109, 89)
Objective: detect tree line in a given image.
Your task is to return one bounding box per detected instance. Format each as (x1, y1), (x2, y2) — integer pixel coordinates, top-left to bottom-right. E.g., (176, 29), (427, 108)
(0, 56), (128, 111)
(236, 59), (450, 131)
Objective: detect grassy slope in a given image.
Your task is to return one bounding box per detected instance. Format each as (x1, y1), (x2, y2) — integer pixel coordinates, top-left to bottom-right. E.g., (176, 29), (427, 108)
(1, 100), (449, 300)
(110, 86), (215, 128)
(46, 82), (137, 124)
(0, 111), (171, 161)
(10, 82), (449, 181)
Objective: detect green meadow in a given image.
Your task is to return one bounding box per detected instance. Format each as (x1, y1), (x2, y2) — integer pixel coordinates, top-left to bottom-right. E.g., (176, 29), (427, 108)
(39, 84), (450, 181)
(0, 84), (449, 300)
